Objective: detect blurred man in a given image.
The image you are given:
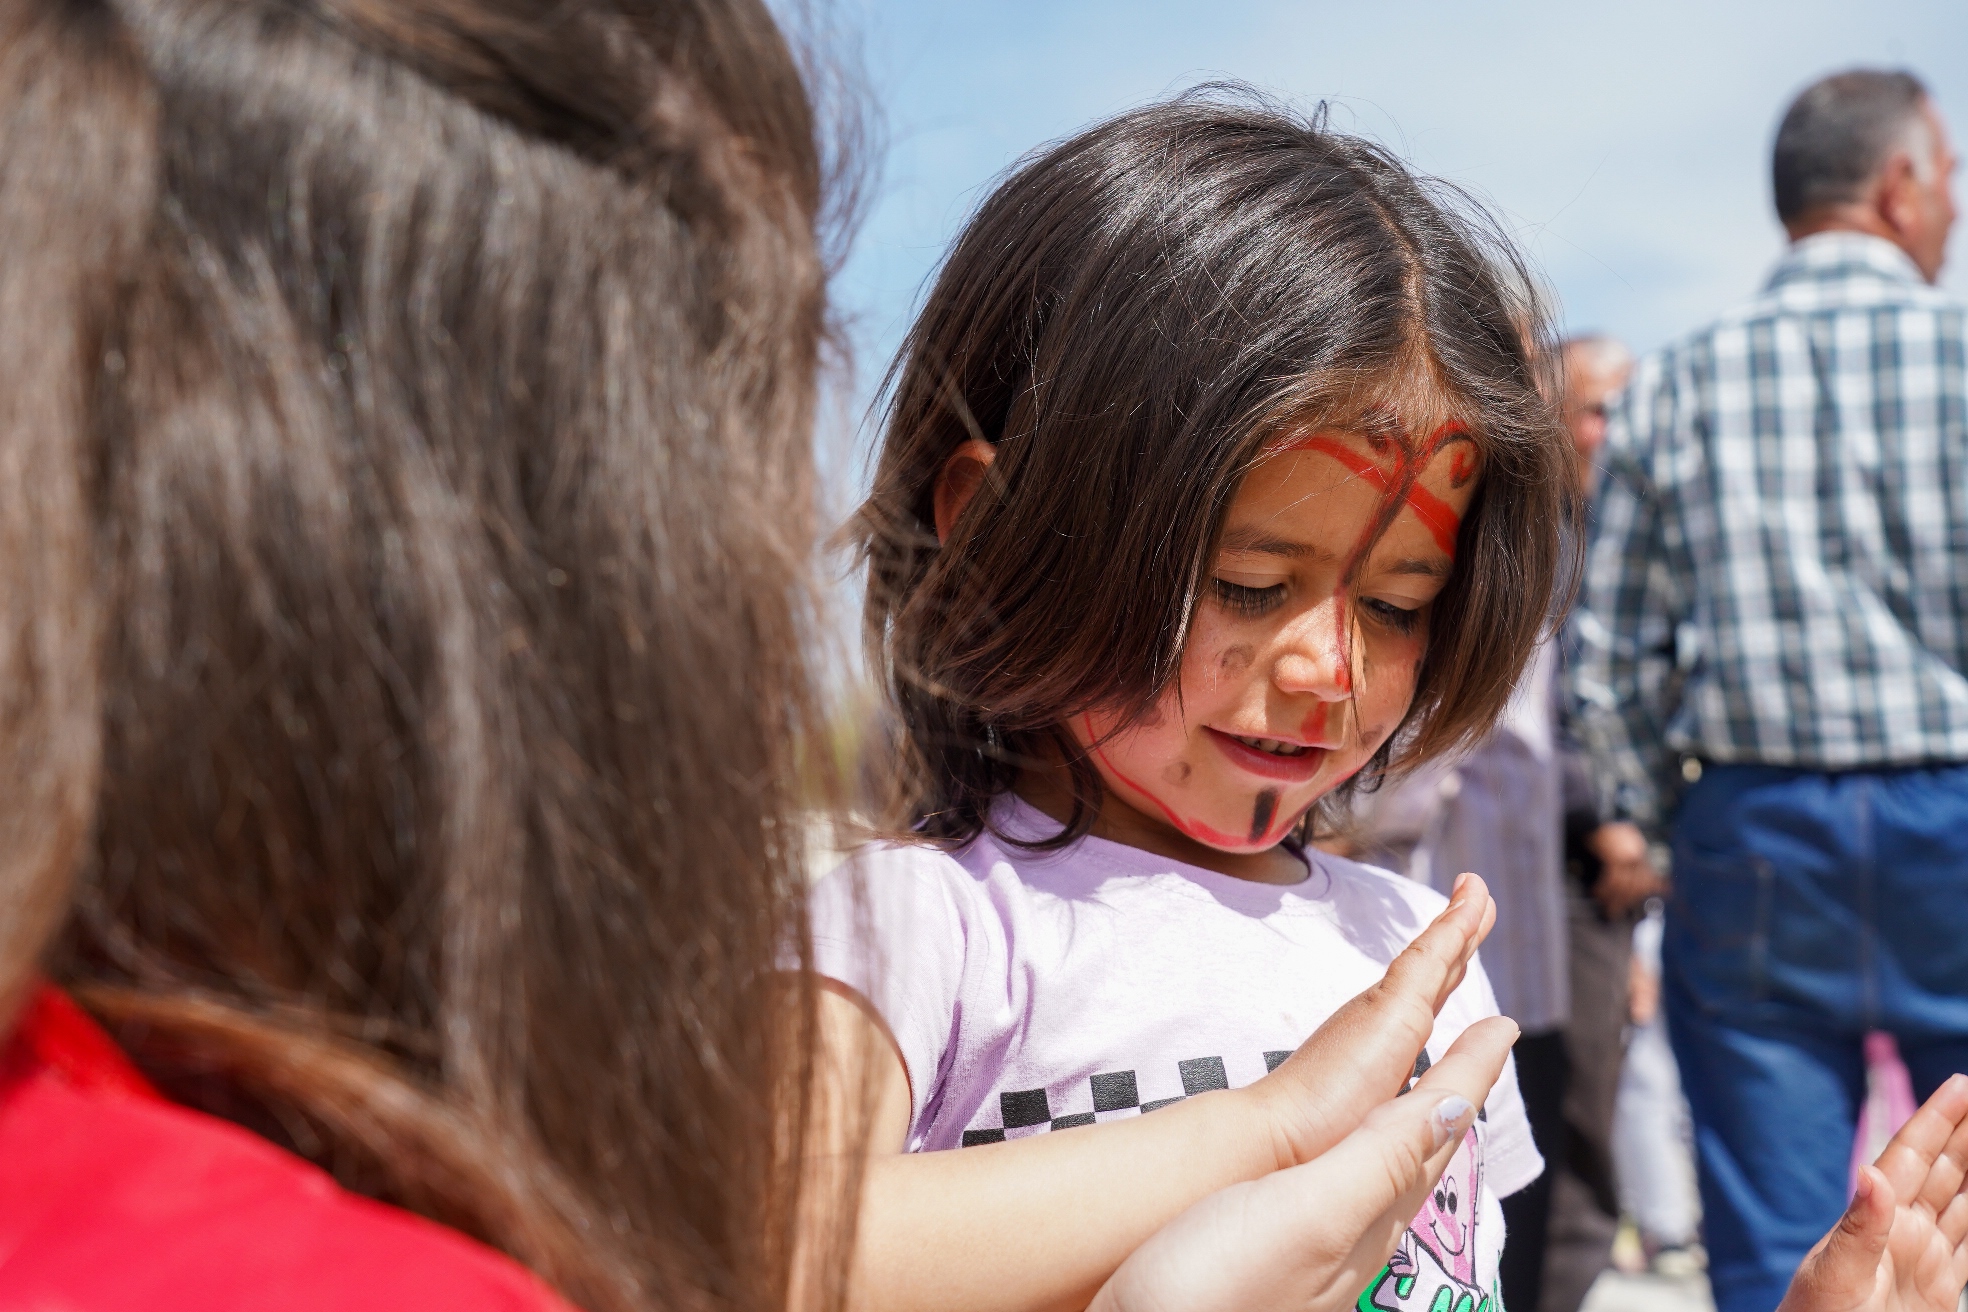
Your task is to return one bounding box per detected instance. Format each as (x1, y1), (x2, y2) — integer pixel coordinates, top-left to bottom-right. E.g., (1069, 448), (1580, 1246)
(1541, 334), (1669, 1312)
(1570, 69), (1963, 1312)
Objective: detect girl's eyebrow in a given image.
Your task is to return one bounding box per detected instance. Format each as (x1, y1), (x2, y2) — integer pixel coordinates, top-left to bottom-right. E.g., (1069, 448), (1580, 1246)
(1220, 530), (1450, 578)
(1218, 528), (1339, 561)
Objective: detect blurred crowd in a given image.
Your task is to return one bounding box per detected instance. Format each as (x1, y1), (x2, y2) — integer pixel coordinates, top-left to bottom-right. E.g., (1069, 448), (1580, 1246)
(1340, 66), (1962, 1312)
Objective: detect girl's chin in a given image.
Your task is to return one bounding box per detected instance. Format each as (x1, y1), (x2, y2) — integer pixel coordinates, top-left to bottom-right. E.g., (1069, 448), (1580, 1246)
(1166, 792), (1316, 852)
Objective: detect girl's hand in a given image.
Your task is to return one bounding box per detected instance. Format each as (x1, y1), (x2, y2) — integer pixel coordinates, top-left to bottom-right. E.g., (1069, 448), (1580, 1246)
(1779, 1074), (1968, 1312)
(1089, 1014), (1519, 1312)
(1245, 871), (1498, 1171)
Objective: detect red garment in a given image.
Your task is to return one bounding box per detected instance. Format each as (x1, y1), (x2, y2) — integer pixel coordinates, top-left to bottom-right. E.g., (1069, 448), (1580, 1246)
(0, 985), (578, 1311)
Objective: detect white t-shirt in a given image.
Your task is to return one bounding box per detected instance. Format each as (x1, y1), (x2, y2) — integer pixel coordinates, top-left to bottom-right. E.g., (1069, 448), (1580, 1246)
(810, 797), (1542, 1312)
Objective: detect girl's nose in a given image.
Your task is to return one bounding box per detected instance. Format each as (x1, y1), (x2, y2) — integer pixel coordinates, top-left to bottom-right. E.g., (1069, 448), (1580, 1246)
(1271, 599), (1352, 699)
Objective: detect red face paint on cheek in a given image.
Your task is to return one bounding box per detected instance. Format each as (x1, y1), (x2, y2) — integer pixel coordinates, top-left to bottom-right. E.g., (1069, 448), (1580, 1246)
(1082, 714), (1257, 849)
(1299, 701), (1330, 742)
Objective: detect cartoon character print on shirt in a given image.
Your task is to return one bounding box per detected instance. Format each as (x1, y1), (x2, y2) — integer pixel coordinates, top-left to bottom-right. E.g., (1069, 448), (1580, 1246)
(1358, 1121), (1497, 1312)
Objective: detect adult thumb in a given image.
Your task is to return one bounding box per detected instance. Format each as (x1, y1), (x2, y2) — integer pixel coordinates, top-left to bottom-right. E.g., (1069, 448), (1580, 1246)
(1261, 1016), (1514, 1238)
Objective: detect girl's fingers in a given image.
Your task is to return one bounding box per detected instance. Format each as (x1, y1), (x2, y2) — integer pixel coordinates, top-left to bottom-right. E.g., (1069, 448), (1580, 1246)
(1258, 879), (1496, 1162)
(1358, 874), (1494, 1027)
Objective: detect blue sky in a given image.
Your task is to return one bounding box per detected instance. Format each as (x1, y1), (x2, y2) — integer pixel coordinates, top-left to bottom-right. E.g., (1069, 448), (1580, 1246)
(818, 0), (1967, 496)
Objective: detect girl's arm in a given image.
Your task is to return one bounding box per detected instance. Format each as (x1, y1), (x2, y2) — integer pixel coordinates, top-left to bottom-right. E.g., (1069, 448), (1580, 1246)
(813, 874), (1500, 1312)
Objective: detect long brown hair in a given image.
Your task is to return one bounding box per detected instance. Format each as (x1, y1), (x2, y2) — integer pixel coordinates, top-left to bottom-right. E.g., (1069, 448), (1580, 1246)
(0, 2), (841, 1309)
(857, 90), (1576, 849)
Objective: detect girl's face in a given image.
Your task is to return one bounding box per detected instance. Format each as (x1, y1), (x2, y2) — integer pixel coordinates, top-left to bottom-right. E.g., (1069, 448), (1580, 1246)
(1069, 422), (1478, 875)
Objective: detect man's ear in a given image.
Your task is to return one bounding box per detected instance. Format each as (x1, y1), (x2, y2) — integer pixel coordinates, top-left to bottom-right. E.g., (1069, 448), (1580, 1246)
(1877, 152), (1924, 238)
(933, 439), (997, 545)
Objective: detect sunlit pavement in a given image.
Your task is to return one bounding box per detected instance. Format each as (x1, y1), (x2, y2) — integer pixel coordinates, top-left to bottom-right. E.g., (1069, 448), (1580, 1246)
(1579, 1268), (1714, 1312)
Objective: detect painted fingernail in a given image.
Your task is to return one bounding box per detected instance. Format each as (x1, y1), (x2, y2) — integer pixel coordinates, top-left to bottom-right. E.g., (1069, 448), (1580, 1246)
(1430, 1096), (1473, 1149)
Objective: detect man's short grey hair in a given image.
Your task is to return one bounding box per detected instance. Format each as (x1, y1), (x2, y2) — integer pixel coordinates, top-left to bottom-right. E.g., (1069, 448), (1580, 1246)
(1773, 68), (1933, 224)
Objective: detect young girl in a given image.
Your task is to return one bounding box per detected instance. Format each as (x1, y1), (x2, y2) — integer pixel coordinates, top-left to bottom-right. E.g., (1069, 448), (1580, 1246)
(815, 92), (1574, 1312)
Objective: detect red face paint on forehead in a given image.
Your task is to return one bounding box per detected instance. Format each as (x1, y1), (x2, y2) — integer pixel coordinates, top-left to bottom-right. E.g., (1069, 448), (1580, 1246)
(1284, 421), (1475, 556)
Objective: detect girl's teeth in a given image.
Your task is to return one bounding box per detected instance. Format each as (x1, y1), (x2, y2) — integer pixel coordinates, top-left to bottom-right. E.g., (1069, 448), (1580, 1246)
(1235, 734), (1307, 757)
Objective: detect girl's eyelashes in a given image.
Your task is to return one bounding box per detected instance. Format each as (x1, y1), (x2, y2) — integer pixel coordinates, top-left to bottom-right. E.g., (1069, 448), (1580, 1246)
(1360, 597), (1423, 634)
(1212, 578), (1287, 617)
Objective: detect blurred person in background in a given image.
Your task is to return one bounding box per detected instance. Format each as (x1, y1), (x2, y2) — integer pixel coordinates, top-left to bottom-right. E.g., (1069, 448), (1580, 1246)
(1612, 907), (1705, 1275)
(1570, 67), (1965, 1312)
(1544, 332), (1675, 1312)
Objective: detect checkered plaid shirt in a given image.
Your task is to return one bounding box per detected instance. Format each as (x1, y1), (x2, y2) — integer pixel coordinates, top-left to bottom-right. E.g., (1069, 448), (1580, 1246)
(1568, 232), (1968, 829)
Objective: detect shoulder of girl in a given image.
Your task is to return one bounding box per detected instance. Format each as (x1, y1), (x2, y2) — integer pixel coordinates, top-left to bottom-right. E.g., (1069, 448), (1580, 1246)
(817, 836), (974, 885)
(809, 839), (988, 927)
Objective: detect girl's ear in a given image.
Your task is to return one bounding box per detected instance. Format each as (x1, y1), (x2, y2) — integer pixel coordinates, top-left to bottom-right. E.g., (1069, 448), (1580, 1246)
(933, 439), (997, 545)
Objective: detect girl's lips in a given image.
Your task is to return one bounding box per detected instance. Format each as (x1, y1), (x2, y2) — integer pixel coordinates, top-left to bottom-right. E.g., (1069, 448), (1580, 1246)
(1203, 727), (1329, 782)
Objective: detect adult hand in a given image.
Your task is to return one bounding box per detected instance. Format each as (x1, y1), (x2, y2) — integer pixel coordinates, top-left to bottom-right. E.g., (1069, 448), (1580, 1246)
(1088, 1014), (1519, 1312)
(1779, 1074), (1968, 1312)
(1587, 821), (1666, 917)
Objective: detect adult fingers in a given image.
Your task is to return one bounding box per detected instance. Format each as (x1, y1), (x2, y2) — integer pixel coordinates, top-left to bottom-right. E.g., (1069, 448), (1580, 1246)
(1259, 876), (1495, 1163)
(1250, 1084), (1488, 1295)
(1404, 1015), (1521, 1102)
(1087, 1083), (1486, 1312)
(1264, 1014), (1516, 1235)
(1778, 1165), (1893, 1312)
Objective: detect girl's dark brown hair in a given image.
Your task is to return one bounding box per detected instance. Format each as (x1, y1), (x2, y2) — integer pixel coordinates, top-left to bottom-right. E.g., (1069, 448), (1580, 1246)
(0, 1), (844, 1309)
(858, 89), (1576, 849)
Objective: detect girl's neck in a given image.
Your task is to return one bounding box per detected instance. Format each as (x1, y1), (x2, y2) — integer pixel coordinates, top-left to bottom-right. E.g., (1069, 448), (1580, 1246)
(1013, 769), (1309, 886)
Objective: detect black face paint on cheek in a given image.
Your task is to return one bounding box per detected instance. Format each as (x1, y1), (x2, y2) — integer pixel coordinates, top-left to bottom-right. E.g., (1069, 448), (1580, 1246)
(1249, 789), (1278, 844)
(1162, 761), (1192, 786)
(1219, 644), (1254, 673)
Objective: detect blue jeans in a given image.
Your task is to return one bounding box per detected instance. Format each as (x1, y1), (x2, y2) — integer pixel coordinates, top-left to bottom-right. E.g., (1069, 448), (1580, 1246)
(1665, 763), (1968, 1312)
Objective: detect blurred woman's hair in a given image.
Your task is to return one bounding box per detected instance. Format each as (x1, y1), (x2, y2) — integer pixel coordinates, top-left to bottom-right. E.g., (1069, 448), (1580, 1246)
(0, 2), (844, 1309)
(856, 90), (1574, 851)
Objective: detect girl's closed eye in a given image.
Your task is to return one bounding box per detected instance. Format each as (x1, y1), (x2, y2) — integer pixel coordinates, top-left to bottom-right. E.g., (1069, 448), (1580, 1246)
(1360, 596), (1423, 634)
(1212, 577), (1287, 617)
